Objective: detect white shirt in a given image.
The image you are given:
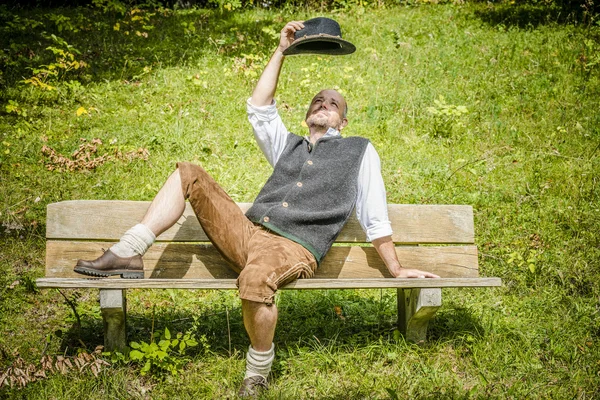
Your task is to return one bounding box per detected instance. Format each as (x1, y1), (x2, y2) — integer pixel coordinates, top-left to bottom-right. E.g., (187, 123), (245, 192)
(247, 99), (393, 242)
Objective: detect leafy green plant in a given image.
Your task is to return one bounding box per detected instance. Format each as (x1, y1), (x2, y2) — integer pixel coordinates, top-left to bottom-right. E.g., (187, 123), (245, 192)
(181, 21), (196, 36)
(507, 248), (543, 277)
(113, 7), (156, 38)
(47, 14), (80, 33)
(209, 0), (243, 11)
(2, 14), (44, 32)
(426, 95), (469, 139)
(92, 0), (127, 15)
(5, 100), (26, 117)
(22, 34), (88, 90)
(113, 328), (202, 376)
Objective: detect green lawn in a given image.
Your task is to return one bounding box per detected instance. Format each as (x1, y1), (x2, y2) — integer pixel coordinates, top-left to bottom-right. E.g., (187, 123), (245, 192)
(1, 2), (599, 398)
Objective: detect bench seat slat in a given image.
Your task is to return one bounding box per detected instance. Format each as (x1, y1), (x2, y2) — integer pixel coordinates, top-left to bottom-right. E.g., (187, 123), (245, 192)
(46, 201), (474, 244)
(36, 277), (501, 289)
(46, 241), (480, 280)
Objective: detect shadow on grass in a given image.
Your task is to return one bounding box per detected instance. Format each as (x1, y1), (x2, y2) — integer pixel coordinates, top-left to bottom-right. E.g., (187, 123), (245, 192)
(0, 6), (282, 92)
(427, 306), (486, 343)
(54, 289), (395, 355)
(57, 289), (487, 357)
(472, 3), (594, 28)
(57, 318), (105, 353)
(148, 292), (404, 356)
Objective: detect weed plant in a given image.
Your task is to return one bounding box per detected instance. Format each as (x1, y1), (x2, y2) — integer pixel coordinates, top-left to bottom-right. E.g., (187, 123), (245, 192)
(1, 1), (599, 398)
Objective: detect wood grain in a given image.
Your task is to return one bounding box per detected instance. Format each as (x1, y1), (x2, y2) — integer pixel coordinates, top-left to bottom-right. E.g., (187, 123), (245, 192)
(36, 277), (501, 289)
(46, 201), (474, 244)
(45, 240), (479, 279)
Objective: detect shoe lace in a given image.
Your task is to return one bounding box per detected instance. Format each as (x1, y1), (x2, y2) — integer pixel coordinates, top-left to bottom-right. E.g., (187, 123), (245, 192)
(240, 375), (268, 396)
(248, 376), (268, 389)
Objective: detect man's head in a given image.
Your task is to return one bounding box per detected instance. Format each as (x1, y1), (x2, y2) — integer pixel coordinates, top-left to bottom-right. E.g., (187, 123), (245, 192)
(305, 89), (348, 132)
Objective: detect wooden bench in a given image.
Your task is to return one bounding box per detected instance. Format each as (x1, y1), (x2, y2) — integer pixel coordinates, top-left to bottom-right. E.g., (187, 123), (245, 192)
(37, 200), (501, 351)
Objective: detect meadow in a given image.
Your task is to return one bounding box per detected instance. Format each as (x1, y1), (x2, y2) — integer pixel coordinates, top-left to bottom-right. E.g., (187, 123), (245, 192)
(0, 1), (599, 398)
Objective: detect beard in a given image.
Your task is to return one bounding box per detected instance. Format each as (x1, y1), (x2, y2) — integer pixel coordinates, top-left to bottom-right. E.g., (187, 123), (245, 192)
(306, 112), (333, 129)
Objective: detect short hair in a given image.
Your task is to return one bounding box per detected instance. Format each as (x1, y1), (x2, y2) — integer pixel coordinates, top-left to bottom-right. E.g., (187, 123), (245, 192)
(343, 104), (348, 118)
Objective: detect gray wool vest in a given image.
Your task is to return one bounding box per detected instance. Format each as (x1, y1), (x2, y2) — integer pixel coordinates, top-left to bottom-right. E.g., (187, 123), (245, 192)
(245, 132), (370, 263)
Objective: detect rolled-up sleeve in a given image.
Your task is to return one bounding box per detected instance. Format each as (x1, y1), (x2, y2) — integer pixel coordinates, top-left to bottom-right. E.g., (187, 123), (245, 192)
(355, 143), (393, 241)
(247, 98), (289, 167)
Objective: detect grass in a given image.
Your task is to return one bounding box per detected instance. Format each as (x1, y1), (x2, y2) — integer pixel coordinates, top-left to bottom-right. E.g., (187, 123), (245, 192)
(1, 1), (600, 398)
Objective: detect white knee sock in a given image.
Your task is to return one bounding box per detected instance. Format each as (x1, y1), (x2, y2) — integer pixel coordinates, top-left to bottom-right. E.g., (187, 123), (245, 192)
(244, 343), (275, 379)
(110, 224), (156, 257)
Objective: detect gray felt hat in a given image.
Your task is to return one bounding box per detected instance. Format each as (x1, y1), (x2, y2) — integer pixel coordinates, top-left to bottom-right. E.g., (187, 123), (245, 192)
(283, 17), (356, 56)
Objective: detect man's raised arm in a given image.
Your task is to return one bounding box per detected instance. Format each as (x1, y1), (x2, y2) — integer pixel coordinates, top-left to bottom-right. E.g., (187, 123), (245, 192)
(250, 21), (304, 107)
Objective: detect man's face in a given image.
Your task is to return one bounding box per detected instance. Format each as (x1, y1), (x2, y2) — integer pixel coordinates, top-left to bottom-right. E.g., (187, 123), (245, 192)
(305, 90), (348, 131)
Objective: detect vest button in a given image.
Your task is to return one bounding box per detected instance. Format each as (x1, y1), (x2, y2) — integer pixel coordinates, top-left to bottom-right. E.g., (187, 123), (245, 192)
(307, 160), (313, 165)
(263, 216), (270, 222)
(296, 182), (303, 187)
(282, 202), (289, 208)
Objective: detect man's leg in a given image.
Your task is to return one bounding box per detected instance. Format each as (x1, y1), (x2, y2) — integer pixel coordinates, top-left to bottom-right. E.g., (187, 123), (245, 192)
(178, 162), (255, 272)
(111, 169), (186, 256)
(74, 169), (186, 278)
(176, 163), (278, 396)
(239, 300), (277, 396)
(242, 300), (277, 352)
(140, 168), (186, 236)
(237, 229), (317, 397)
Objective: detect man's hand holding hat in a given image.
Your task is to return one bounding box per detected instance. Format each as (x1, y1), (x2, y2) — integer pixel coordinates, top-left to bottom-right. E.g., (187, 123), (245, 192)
(278, 21), (305, 54)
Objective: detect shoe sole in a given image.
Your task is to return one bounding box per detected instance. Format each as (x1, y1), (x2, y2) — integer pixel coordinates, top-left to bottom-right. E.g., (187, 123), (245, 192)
(74, 266), (144, 279)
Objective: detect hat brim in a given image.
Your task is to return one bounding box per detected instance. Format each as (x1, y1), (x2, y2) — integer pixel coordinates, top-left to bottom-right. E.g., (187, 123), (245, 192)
(283, 35), (356, 56)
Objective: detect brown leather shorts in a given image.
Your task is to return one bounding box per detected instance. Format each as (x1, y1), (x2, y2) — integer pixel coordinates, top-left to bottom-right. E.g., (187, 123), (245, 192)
(177, 162), (317, 304)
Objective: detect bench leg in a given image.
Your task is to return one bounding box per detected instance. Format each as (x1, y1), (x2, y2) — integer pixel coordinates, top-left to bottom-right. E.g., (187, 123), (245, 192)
(100, 289), (127, 352)
(397, 288), (442, 344)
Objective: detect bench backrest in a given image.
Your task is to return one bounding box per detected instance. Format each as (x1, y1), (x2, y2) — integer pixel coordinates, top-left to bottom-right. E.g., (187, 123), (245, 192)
(45, 200), (479, 280)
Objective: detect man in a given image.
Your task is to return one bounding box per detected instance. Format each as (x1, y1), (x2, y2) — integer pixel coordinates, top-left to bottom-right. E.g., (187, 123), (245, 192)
(74, 20), (439, 397)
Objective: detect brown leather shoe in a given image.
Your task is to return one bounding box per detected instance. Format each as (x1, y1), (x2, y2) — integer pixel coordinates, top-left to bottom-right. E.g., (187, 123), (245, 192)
(74, 249), (144, 279)
(238, 375), (268, 398)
